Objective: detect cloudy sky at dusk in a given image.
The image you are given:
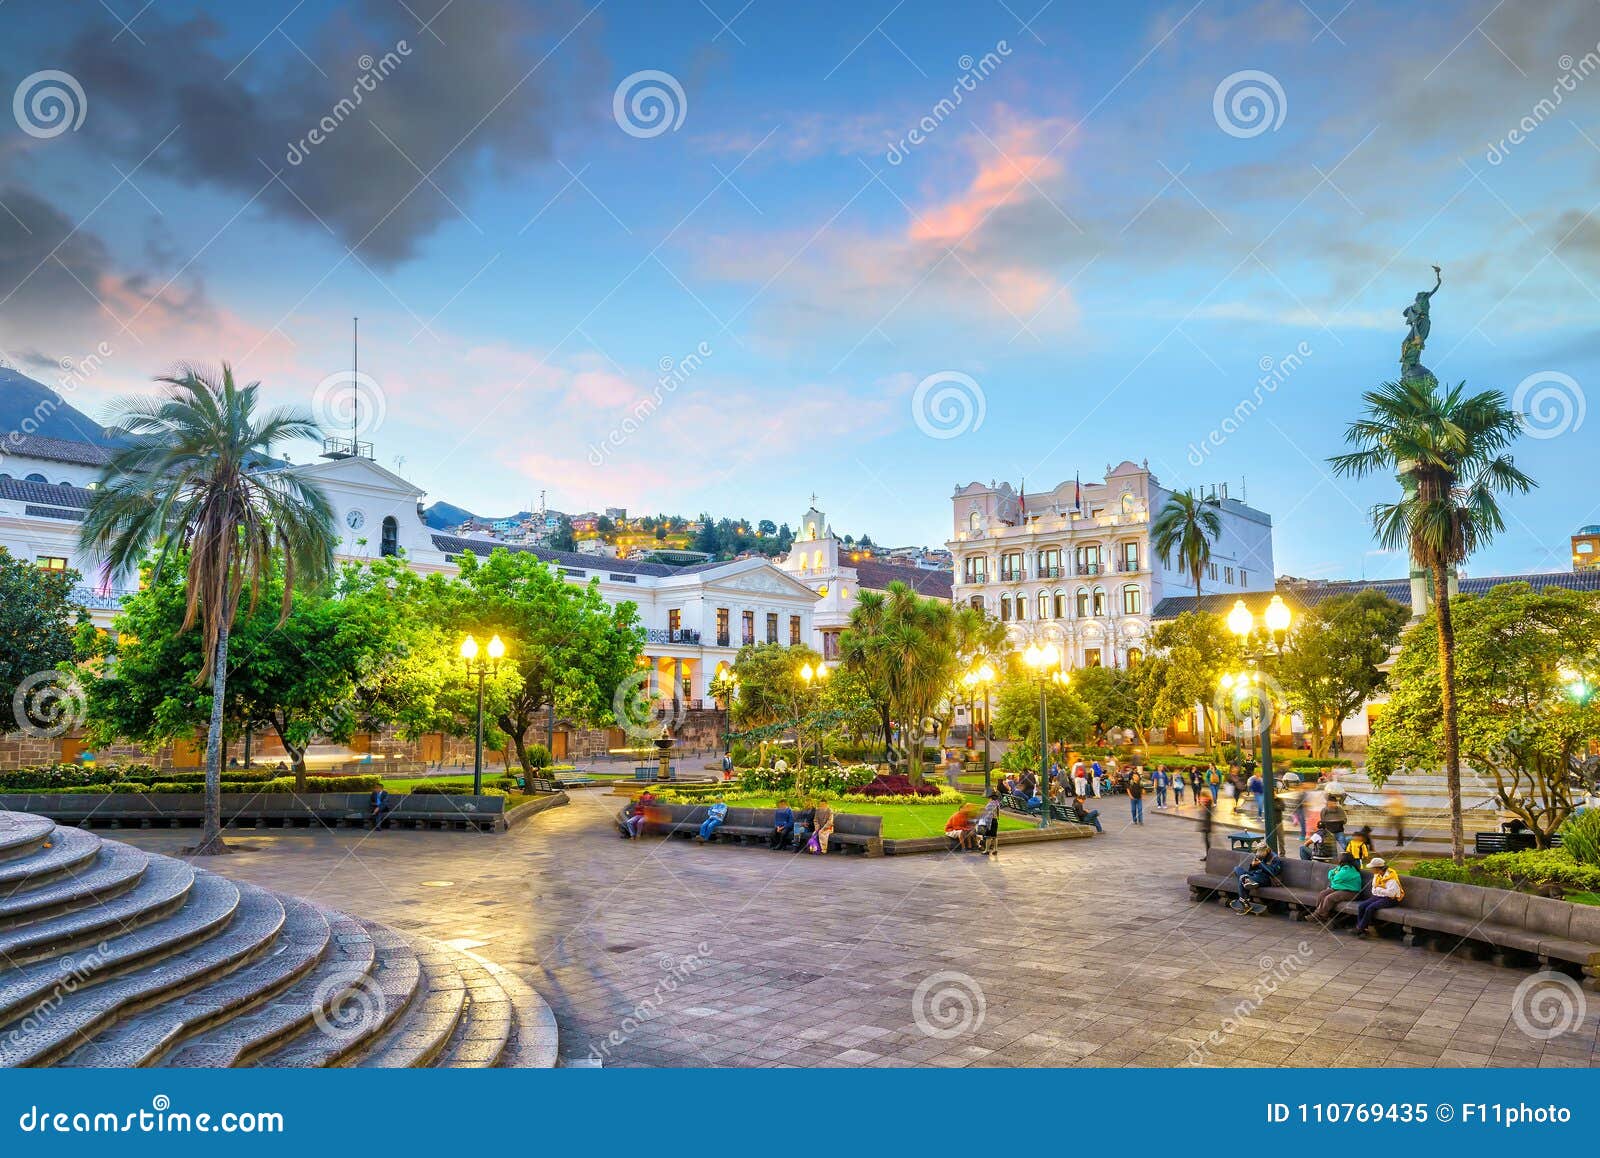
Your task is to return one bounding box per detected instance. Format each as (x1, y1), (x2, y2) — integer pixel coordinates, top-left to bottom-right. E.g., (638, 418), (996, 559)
(3, 0), (1599, 579)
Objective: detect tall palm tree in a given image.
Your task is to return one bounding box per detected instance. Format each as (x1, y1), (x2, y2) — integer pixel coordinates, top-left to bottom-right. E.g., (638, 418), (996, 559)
(840, 581), (960, 781)
(1330, 377), (1533, 864)
(1152, 490), (1222, 611)
(81, 364), (337, 854)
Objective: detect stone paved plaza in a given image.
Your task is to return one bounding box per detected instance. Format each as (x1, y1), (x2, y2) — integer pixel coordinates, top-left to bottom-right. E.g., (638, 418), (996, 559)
(123, 795), (1600, 1068)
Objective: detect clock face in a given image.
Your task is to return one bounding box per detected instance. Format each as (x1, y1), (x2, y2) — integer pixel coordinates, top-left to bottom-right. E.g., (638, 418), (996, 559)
(345, 509), (366, 531)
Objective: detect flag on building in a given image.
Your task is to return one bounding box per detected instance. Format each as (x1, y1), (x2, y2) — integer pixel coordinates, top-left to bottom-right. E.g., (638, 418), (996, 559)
(1073, 472), (1081, 511)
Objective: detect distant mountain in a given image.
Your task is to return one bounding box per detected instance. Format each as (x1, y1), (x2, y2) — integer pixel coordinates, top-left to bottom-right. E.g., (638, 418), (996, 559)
(0, 368), (122, 446)
(422, 501), (534, 530)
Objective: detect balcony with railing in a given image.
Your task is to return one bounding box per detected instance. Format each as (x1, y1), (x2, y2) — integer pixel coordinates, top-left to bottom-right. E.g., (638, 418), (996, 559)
(716, 632), (731, 647)
(1037, 565), (1063, 579)
(70, 585), (136, 611)
(998, 569), (1023, 583)
(1075, 562), (1104, 576)
(1116, 558), (1142, 572)
(645, 627), (702, 645)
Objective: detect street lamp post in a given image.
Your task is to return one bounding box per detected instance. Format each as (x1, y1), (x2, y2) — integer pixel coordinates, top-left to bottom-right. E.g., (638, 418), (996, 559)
(798, 661), (830, 766)
(460, 633), (506, 796)
(962, 661), (997, 793)
(1021, 643), (1068, 829)
(1221, 595), (1292, 854)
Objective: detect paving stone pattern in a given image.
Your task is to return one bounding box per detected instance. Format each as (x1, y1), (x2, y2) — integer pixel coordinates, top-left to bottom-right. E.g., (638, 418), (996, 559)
(119, 793), (1600, 1069)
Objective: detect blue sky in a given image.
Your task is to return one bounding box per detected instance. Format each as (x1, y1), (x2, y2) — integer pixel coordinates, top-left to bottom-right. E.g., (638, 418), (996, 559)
(2, 0), (1599, 580)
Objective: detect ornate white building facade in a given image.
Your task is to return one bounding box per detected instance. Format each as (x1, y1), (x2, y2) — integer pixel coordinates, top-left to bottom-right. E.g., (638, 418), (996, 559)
(947, 460), (1276, 668)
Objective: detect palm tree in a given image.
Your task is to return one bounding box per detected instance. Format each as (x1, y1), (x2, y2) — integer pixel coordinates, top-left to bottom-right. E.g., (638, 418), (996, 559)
(1152, 490), (1222, 611)
(81, 364), (337, 854)
(840, 581), (961, 782)
(1329, 377), (1534, 864)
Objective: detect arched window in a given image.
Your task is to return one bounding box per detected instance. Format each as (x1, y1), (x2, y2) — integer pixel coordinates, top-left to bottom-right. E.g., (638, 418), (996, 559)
(1121, 492), (1135, 514)
(1014, 593), (1026, 621)
(381, 516), (399, 557)
(970, 594), (985, 612)
(1092, 586), (1106, 616)
(1122, 584), (1141, 615)
(24, 473), (46, 483)
(1075, 589), (1089, 618)
(1037, 592), (1050, 621)
(1127, 647), (1143, 666)
(1053, 592), (1067, 619)
(999, 595), (1012, 622)
(968, 510), (981, 532)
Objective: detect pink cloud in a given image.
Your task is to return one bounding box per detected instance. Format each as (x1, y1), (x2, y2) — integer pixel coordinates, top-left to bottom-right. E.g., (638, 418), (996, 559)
(909, 118), (1066, 247)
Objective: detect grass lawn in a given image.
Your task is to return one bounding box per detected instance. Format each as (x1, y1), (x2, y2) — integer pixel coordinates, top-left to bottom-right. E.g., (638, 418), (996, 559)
(1567, 891), (1600, 907)
(728, 795), (1032, 840)
(380, 773), (517, 793)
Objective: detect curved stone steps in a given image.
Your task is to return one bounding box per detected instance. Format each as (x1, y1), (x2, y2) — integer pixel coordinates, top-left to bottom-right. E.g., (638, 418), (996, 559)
(0, 855), (193, 968)
(484, 961), (560, 1068)
(0, 843), (149, 929)
(57, 894), (332, 1068)
(162, 909), (377, 1068)
(350, 936), (468, 1068)
(250, 920), (421, 1068)
(433, 947), (515, 1068)
(0, 814), (54, 864)
(0, 827), (103, 897)
(0, 874), (257, 1067)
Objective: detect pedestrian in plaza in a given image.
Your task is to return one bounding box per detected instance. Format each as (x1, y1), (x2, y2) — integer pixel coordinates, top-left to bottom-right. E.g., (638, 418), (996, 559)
(1171, 767), (1186, 807)
(1197, 790), (1215, 860)
(976, 792), (1003, 856)
(1152, 765), (1169, 809)
(1385, 788), (1409, 849)
(1346, 825), (1375, 866)
(1281, 773), (1307, 840)
(943, 749), (964, 790)
(1072, 760), (1088, 797)
(769, 799), (795, 849)
(1320, 791), (1349, 851)
(1248, 770), (1265, 819)
(1090, 758), (1105, 797)
(1205, 765), (1222, 803)
(1127, 770), (1146, 825)
(1312, 852), (1363, 922)
(1353, 857), (1403, 935)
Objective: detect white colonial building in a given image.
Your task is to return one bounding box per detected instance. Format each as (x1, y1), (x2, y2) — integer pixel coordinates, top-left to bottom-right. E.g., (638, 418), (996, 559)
(777, 502), (953, 659)
(0, 379), (820, 723)
(948, 460), (1276, 668)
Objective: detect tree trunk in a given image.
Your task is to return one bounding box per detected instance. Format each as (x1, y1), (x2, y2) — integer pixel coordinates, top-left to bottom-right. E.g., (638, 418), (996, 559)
(195, 619), (231, 855)
(500, 713), (533, 774)
(1432, 562), (1465, 865)
(879, 705), (893, 763)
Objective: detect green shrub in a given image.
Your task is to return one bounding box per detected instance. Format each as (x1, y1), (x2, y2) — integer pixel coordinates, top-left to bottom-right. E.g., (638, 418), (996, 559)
(492, 776), (520, 791)
(408, 785), (469, 795)
(1559, 809), (1600, 867)
(524, 744), (551, 769)
(1411, 848), (1600, 894)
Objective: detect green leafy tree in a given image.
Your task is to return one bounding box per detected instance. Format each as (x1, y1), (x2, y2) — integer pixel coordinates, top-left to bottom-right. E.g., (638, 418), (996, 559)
(0, 548), (88, 734)
(1071, 664), (1142, 745)
(1151, 490), (1222, 611)
(993, 672), (1092, 751)
(1330, 377), (1534, 862)
(548, 516), (577, 552)
(446, 549), (642, 773)
(1368, 584), (1600, 846)
(757, 519), (777, 536)
(80, 365), (336, 853)
(1147, 611), (1242, 762)
(728, 642), (817, 730)
(1275, 590), (1408, 757)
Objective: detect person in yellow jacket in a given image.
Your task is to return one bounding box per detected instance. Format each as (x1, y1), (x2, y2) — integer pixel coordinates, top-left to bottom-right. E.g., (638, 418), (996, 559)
(1345, 826), (1375, 866)
(1353, 857), (1404, 935)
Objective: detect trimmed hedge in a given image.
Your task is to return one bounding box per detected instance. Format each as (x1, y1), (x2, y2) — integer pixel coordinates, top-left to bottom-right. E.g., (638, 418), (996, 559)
(4, 775), (383, 795)
(1411, 848), (1600, 895)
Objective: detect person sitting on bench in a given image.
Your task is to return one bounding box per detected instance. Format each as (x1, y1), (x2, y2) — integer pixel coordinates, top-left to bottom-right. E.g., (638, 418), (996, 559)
(1069, 797), (1102, 833)
(1299, 826), (1332, 861)
(770, 800), (795, 850)
(1312, 852), (1363, 921)
(1232, 842), (1282, 908)
(619, 793), (649, 839)
(694, 800), (729, 843)
(975, 793), (1002, 856)
(944, 803), (978, 851)
(790, 804), (815, 852)
(369, 787), (390, 831)
(1352, 857), (1403, 935)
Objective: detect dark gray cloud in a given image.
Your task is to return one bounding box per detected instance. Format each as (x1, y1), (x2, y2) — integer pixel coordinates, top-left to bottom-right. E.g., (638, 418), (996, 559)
(0, 184), (120, 331)
(63, 0), (601, 264)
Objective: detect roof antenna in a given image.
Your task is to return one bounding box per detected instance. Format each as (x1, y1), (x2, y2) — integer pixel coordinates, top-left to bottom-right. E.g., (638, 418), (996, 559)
(351, 316), (359, 452)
